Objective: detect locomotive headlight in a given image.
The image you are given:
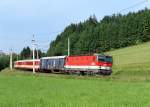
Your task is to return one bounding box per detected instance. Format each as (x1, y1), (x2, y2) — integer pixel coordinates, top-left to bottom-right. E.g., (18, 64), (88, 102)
(101, 66), (111, 70)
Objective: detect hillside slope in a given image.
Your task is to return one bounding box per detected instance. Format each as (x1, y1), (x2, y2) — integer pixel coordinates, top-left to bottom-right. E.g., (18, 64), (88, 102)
(47, 8), (150, 56)
(107, 42), (150, 76)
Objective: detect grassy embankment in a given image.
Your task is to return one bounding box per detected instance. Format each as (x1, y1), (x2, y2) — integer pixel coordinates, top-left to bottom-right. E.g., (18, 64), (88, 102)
(1, 42), (150, 107)
(1, 69), (150, 107)
(107, 41), (150, 80)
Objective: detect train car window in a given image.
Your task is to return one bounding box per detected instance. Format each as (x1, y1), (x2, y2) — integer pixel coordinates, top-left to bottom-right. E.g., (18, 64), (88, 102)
(53, 60), (56, 67)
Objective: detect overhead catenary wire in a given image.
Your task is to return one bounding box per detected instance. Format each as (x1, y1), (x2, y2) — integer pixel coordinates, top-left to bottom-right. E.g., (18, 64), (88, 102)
(118, 0), (149, 13)
(3, 1), (149, 54)
(5, 30), (62, 53)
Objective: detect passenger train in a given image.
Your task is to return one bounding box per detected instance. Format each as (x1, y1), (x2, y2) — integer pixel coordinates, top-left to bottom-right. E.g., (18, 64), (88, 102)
(14, 55), (113, 75)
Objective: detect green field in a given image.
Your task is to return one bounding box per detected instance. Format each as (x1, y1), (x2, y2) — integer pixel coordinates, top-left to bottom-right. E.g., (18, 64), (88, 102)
(1, 42), (150, 107)
(1, 70), (150, 107)
(107, 42), (150, 77)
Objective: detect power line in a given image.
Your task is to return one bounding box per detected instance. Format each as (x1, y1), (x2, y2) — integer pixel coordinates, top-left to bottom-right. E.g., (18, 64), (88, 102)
(3, 30), (60, 53)
(35, 31), (62, 36)
(118, 0), (149, 13)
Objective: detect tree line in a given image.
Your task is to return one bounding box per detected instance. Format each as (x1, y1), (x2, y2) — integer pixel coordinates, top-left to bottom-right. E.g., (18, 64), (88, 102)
(0, 53), (18, 71)
(47, 8), (150, 56)
(19, 46), (46, 60)
(0, 55), (9, 71)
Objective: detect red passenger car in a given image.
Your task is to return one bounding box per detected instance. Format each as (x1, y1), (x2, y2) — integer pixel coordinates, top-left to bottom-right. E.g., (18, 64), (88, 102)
(64, 55), (113, 75)
(14, 59), (40, 71)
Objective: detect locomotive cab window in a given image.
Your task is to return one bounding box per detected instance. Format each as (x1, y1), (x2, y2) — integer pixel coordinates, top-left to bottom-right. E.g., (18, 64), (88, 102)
(105, 56), (113, 63)
(98, 56), (105, 62)
(98, 56), (112, 63)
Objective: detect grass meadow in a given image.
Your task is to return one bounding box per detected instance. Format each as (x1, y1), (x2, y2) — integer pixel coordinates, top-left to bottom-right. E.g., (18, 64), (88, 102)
(1, 69), (150, 107)
(1, 42), (150, 107)
(107, 42), (150, 78)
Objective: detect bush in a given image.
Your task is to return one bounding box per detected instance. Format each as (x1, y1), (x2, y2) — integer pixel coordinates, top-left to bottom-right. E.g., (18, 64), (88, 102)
(0, 56), (10, 71)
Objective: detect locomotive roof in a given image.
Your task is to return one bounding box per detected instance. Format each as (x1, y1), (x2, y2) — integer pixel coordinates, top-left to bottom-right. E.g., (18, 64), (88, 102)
(41, 56), (66, 59)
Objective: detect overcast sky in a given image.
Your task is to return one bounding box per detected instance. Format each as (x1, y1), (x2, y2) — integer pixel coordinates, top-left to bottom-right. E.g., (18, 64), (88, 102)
(0, 0), (149, 53)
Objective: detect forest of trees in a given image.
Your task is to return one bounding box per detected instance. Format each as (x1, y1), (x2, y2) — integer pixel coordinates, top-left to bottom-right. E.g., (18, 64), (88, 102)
(19, 46), (45, 60)
(47, 8), (150, 56)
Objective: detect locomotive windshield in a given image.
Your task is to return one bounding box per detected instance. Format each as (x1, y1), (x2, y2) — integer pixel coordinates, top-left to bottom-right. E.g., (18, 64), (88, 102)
(98, 56), (112, 63)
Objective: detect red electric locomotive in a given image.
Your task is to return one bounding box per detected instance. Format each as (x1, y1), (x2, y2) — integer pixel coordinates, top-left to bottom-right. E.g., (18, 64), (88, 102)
(64, 55), (113, 75)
